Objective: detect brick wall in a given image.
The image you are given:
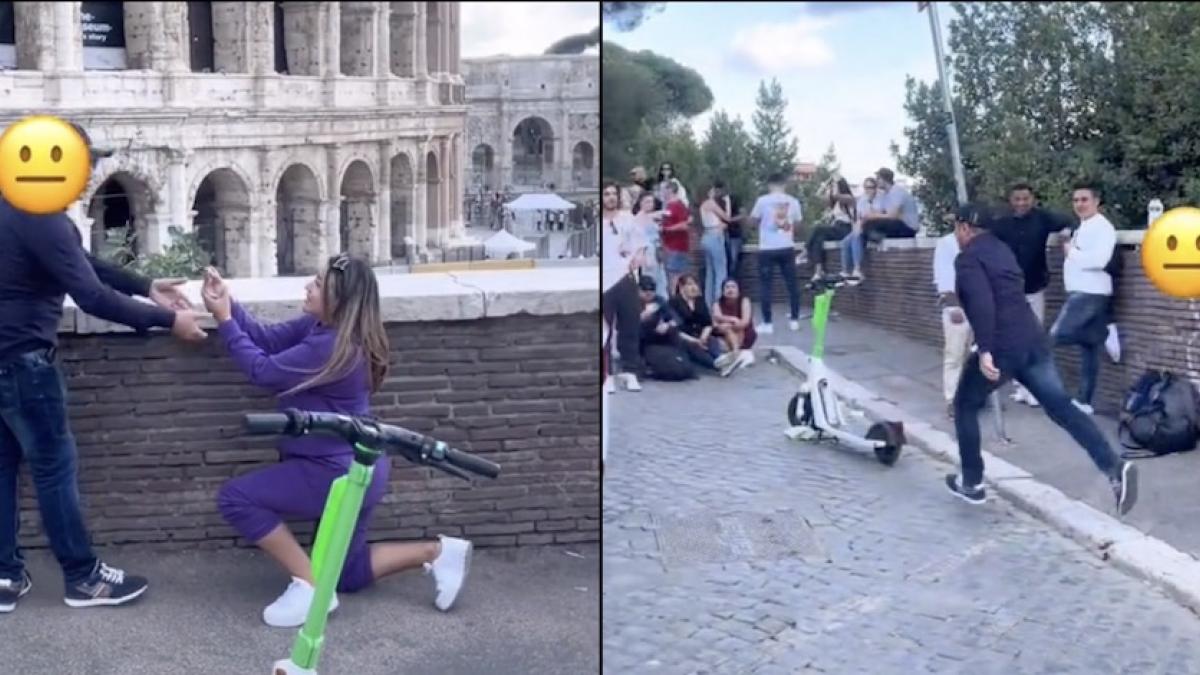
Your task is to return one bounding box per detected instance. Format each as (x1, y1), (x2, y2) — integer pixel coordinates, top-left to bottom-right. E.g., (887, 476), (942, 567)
(17, 312), (599, 551)
(729, 243), (1200, 416)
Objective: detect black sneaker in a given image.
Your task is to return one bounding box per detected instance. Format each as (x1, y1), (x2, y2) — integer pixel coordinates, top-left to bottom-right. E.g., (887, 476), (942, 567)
(0, 570), (32, 613)
(64, 561), (148, 608)
(1111, 461), (1139, 516)
(945, 474), (986, 505)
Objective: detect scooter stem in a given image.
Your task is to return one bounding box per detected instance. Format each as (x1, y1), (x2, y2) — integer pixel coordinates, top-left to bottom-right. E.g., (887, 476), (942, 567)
(811, 290), (834, 359)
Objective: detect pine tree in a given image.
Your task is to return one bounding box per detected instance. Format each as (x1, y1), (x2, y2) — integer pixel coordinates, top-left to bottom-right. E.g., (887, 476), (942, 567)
(749, 79), (800, 186)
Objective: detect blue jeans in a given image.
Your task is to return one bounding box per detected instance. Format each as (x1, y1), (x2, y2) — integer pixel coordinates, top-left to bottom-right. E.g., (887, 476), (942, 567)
(726, 236), (742, 279)
(1050, 292), (1109, 405)
(0, 350), (97, 586)
(701, 231), (727, 309)
(758, 247), (801, 324)
(953, 345), (1119, 487)
(840, 232), (864, 272)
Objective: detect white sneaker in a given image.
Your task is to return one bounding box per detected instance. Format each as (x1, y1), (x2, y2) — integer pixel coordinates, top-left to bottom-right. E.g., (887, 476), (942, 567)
(1105, 324), (1121, 363)
(757, 323), (774, 335)
(616, 373), (641, 392)
(603, 376), (616, 395)
(263, 577), (338, 628)
(1072, 400), (1094, 415)
(714, 351), (737, 371)
(425, 535), (473, 611)
(741, 350), (756, 367)
(789, 320), (801, 331)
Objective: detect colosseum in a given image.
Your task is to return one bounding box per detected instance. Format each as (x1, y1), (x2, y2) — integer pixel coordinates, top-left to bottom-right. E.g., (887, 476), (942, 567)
(0, 1), (467, 276)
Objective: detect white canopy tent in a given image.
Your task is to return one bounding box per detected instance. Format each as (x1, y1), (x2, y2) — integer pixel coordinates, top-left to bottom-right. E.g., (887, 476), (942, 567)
(484, 228), (537, 259)
(504, 193), (576, 212)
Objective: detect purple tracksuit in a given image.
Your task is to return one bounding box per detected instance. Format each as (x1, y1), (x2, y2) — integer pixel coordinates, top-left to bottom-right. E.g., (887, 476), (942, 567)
(215, 302), (390, 593)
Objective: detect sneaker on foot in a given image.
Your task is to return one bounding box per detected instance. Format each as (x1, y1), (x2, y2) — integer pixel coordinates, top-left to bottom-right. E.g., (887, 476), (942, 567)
(262, 577), (338, 628)
(757, 323), (774, 335)
(617, 373), (642, 392)
(603, 376), (615, 395)
(1112, 461), (1139, 516)
(64, 561), (148, 608)
(714, 351), (737, 371)
(1072, 400), (1094, 415)
(426, 535), (472, 611)
(1105, 324), (1121, 363)
(0, 570), (31, 613)
(944, 474), (986, 505)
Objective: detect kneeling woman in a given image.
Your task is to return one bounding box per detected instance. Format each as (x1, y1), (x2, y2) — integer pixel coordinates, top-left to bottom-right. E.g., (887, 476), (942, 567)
(204, 256), (471, 628)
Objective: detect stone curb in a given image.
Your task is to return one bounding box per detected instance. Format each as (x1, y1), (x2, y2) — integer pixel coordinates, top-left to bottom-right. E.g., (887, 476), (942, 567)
(767, 344), (1200, 616)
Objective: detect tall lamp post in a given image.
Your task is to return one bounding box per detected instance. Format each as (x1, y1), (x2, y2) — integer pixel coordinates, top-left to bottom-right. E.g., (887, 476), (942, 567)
(921, 1), (968, 206)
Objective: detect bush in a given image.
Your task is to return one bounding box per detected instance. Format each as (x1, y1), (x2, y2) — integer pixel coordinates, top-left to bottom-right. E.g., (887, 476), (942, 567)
(98, 226), (215, 279)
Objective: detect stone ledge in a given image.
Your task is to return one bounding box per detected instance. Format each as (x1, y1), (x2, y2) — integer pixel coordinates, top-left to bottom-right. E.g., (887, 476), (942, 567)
(62, 266), (598, 335)
(768, 344), (1200, 616)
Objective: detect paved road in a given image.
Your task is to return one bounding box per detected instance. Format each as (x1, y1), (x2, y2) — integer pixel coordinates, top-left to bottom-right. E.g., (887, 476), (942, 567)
(603, 365), (1200, 675)
(4, 543), (597, 675)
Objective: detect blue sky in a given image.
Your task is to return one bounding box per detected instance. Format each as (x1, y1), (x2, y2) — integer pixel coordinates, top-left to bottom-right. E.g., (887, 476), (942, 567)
(605, 1), (956, 184)
(461, 2), (599, 58)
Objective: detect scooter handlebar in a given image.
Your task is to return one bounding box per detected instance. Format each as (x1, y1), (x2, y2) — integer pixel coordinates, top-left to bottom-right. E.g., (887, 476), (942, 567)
(243, 413), (293, 435)
(804, 274), (853, 292)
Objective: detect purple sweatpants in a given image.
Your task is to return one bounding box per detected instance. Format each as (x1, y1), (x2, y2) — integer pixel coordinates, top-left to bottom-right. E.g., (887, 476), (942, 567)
(217, 454), (391, 593)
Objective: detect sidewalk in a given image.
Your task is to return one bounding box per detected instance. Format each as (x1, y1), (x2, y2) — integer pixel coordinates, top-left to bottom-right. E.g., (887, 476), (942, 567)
(2, 544), (598, 674)
(756, 315), (1200, 561)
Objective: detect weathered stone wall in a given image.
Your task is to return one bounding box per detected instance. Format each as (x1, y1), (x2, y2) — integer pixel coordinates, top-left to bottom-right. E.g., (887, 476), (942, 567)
(17, 268), (600, 551)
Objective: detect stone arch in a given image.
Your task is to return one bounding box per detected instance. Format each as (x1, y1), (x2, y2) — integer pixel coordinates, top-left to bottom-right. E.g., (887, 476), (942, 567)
(390, 152), (415, 260)
(512, 116), (555, 188)
(85, 169), (159, 259)
(339, 160), (375, 261)
(470, 143), (496, 193)
(275, 163), (323, 276)
(426, 150), (440, 247)
(191, 168), (253, 277)
(572, 141), (595, 188)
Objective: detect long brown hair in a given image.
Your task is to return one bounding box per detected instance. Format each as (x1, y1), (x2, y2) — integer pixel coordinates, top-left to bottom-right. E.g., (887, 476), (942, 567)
(281, 254), (390, 397)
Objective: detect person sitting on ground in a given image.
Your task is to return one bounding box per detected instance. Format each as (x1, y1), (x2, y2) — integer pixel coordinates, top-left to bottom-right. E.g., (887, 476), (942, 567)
(205, 258), (473, 628)
(943, 203), (1137, 515)
(711, 278), (757, 374)
(635, 275), (702, 380)
(670, 274), (740, 376)
(806, 176), (857, 281)
(860, 167), (919, 242)
(839, 175), (883, 284)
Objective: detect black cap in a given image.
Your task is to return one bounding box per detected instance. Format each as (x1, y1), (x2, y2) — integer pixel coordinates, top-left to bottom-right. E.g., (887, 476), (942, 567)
(69, 122), (114, 160)
(637, 275), (657, 292)
(954, 203), (992, 229)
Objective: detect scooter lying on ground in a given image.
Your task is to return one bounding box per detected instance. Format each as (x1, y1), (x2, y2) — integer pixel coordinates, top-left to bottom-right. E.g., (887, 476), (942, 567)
(784, 274), (906, 465)
(242, 409), (502, 675)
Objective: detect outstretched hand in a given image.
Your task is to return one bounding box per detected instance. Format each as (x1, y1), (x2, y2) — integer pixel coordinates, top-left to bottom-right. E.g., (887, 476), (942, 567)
(201, 267), (232, 322)
(150, 278), (192, 310)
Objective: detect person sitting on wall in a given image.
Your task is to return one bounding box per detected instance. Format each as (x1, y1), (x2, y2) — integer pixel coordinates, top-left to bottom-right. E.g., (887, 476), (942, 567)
(861, 167), (920, 242)
(711, 278), (757, 374)
(806, 176), (857, 281)
(669, 274), (741, 376)
(203, 258), (473, 628)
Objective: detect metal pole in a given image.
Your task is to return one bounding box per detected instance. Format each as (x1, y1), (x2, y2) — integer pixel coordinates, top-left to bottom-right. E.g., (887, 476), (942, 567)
(927, 2), (968, 206)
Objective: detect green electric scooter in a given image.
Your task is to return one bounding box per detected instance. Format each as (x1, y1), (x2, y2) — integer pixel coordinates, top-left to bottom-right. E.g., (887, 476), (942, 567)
(243, 409), (502, 675)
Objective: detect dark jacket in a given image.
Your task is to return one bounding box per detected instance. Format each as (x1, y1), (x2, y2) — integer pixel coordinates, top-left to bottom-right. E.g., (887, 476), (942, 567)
(669, 295), (714, 339)
(992, 207), (1070, 294)
(0, 197), (175, 363)
(639, 294), (681, 346)
(954, 232), (1045, 356)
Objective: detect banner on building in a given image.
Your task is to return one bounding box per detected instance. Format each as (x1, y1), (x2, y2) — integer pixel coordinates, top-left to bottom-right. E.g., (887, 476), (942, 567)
(0, 2), (15, 70)
(81, 1), (126, 70)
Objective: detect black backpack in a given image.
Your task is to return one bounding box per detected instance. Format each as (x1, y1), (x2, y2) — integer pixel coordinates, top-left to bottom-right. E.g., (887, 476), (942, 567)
(1118, 370), (1200, 458)
(642, 344), (696, 382)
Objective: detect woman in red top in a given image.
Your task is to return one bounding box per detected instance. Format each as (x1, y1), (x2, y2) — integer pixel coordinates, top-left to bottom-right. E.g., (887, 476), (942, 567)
(712, 278), (756, 374)
(658, 182), (692, 295)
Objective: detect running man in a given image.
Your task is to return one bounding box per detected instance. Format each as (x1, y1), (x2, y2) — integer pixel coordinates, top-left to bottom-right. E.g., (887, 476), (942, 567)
(944, 204), (1138, 515)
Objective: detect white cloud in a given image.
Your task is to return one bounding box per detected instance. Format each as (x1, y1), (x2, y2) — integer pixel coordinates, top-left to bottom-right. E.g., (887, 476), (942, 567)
(460, 2), (598, 59)
(728, 16), (836, 73)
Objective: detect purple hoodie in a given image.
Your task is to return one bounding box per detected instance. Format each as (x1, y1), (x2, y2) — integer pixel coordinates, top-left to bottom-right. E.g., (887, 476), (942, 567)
(217, 302), (371, 459)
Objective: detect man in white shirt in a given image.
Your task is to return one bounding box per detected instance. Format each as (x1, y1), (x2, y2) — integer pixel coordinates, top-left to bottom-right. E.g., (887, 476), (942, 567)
(934, 230), (972, 418)
(748, 173), (803, 334)
(602, 182), (647, 392)
(1048, 183), (1116, 414)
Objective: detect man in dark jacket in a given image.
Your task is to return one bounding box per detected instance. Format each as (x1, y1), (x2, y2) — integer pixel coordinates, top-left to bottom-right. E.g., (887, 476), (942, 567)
(0, 124), (208, 613)
(945, 204), (1137, 515)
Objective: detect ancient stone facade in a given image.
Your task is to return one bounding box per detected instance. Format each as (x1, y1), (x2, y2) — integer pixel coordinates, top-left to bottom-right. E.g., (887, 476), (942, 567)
(0, 1), (469, 276)
(462, 54), (598, 202)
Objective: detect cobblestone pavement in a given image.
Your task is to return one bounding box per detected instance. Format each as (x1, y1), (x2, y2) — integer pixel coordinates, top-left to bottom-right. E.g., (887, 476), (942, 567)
(603, 365), (1200, 675)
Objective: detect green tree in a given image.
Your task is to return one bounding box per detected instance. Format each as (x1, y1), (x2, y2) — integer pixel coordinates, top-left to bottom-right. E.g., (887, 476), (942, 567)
(637, 121), (709, 204)
(749, 79), (799, 184)
(701, 110), (756, 207)
(798, 144), (842, 232)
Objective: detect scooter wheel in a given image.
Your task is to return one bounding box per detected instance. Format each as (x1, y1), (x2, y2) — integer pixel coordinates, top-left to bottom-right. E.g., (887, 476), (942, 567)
(866, 422), (904, 466)
(787, 393), (813, 427)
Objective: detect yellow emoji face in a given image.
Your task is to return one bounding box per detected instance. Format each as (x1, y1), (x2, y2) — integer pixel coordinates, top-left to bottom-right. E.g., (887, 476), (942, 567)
(0, 116), (93, 215)
(1141, 206), (1200, 298)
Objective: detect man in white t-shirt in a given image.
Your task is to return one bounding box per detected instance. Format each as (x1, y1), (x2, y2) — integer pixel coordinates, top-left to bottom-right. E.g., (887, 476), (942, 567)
(933, 230), (972, 418)
(748, 173), (803, 334)
(602, 182), (646, 392)
(1048, 182), (1116, 415)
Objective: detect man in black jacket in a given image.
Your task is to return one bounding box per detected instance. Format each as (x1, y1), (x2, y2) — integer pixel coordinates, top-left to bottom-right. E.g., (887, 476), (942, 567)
(945, 204), (1137, 515)
(0, 124), (208, 614)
